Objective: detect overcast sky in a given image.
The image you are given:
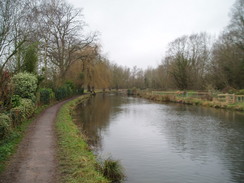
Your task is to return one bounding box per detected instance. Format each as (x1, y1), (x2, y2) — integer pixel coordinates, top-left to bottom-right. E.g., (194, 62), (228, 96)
(68, 0), (235, 69)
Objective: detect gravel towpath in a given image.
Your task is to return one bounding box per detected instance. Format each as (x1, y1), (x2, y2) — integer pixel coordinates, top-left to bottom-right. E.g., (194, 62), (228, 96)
(0, 98), (75, 183)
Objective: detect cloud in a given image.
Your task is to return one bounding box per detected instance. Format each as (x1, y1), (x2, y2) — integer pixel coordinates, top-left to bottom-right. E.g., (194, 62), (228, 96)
(69, 0), (235, 69)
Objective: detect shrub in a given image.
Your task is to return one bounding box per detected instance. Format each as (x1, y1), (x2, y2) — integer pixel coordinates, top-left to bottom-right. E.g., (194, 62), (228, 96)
(0, 114), (12, 139)
(66, 86), (73, 96)
(98, 158), (125, 182)
(11, 95), (21, 108)
(39, 88), (54, 104)
(222, 86), (237, 94)
(162, 95), (171, 102)
(55, 85), (74, 101)
(55, 87), (67, 101)
(128, 88), (138, 95)
(76, 88), (84, 95)
(10, 99), (35, 127)
(64, 81), (75, 90)
(20, 99), (35, 118)
(10, 107), (23, 127)
(236, 89), (244, 95)
(0, 71), (12, 111)
(127, 89), (132, 95)
(11, 72), (38, 102)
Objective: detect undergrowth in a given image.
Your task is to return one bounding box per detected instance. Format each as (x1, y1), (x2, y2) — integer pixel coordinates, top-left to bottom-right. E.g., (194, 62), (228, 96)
(0, 105), (48, 173)
(98, 158), (125, 182)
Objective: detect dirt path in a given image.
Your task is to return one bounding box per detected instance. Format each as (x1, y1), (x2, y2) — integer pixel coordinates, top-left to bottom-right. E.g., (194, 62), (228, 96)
(0, 98), (74, 183)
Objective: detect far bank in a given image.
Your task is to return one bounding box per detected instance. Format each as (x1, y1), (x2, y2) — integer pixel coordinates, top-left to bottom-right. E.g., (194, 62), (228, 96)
(135, 90), (244, 112)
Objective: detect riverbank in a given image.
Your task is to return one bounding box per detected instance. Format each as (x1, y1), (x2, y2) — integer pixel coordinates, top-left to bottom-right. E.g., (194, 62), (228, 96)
(138, 91), (244, 112)
(55, 95), (109, 183)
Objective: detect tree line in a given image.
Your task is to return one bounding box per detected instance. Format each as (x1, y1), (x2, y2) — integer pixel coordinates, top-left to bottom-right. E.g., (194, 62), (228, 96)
(111, 0), (244, 92)
(0, 0), (243, 96)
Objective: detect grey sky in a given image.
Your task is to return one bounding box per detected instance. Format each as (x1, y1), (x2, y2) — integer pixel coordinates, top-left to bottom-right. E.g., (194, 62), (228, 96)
(68, 0), (235, 69)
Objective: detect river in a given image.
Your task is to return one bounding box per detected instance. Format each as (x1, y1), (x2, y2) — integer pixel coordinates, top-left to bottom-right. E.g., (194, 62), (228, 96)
(73, 94), (244, 183)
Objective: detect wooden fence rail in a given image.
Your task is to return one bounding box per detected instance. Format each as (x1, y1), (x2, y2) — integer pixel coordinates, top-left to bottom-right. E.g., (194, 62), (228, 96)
(150, 91), (244, 104)
(217, 94), (244, 104)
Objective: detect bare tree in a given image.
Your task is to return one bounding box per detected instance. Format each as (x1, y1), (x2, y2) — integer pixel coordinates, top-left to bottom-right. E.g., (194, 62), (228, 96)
(228, 0), (244, 50)
(38, 0), (95, 80)
(165, 33), (211, 90)
(208, 0), (244, 89)
(0, 0), (27, 74)
(210, 30), (244, 89)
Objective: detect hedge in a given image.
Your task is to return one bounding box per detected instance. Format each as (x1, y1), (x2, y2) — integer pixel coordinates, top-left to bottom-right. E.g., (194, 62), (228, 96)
(55, 86), (73, 101)
(0, 114), (12, 140)
(11, 72), (38, 102)
(39, 88), (54, 105)
(10, 99), (35, 127)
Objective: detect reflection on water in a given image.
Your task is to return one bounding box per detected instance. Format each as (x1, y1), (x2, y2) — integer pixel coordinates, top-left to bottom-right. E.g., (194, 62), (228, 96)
(73, 94), (125, 149)
(73, 94), (244, 183)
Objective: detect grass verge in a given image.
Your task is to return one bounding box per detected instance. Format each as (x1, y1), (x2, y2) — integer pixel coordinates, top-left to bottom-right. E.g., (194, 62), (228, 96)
(56, 95), (109, 183)
(139, 92), (244, 112)
(0, 105), (49, 173)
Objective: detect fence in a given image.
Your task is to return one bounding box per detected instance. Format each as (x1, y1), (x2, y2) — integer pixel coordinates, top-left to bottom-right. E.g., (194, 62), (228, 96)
(217, 94), (244, 104)
(151, 91), (244, 104)
(151, 91), (211, 99)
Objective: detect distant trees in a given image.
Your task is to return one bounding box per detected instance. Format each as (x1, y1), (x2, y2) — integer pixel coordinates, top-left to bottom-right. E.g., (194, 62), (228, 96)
(111, 64), (130, 89)
(138, 0), (243, 91)
(207, 0), (244, 89)
(228, 0), (244, 51)
(165, 33), (211, 90)
(0, 0), (243, 94)
(169, 53), (190, 90)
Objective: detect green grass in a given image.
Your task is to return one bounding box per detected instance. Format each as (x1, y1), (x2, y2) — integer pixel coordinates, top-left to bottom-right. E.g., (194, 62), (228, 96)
(139, 91), (244, 112)
(56, 95), (109, 183)
(98, 158), (125, 182)
(0, 105), (49, 173)
(227, 102), (244, 111)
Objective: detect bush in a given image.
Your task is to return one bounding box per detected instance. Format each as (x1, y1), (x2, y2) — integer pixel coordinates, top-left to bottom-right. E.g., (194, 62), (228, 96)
(55, 87), (67, 101)
(162, 95), (171, 102)
(98, 158), (125, 182)
(236, 89), (244, 95)
(11, 95), (21, 108)
(64, 81), (75, 90)
(10, 107), (23, 127)
(76, 88), (84, 95)
(127, 89), (132, 95)
(0, 114), (12, 139)
(127, 88), (138, 95)
(11, 72), (38, 102)
(39, 88), (54, 104)
(0, 71), (12, 111)
(10, 99), (35, 127)
(20, 99), (35, 117)
(55, 85), (74, 101)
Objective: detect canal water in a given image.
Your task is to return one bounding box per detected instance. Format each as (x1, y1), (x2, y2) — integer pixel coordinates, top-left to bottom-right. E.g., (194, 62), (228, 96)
(73, 94), (244, 183)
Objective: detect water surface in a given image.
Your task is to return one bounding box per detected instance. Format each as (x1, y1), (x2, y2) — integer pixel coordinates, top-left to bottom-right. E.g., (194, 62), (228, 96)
(74, 94), (244, 183)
